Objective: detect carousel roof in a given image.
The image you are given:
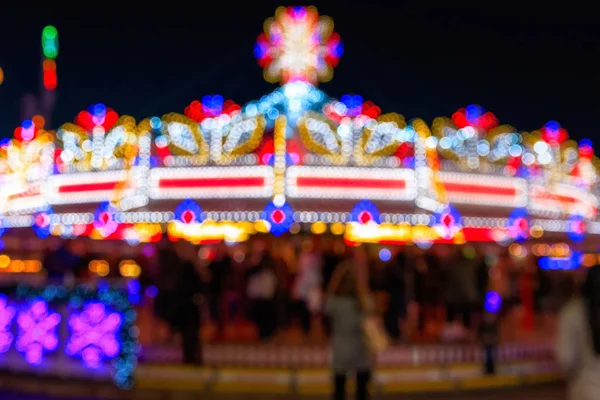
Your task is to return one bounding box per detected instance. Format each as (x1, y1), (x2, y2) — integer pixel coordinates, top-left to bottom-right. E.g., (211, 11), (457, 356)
(0, 5), (598, 247)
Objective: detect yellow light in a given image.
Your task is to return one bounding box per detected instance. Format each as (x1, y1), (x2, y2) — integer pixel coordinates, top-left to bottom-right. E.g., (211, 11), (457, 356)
(120, 260), (141, 278)
(24, 260), (42, 273)
(0, 255), (10, 269)
(330, 222), (345, 235)
(552, 243), (571, 258)
(51, 224), (64, 236)
(254, 220), (271, 234)
(310, 221), (327, 235)
(88, 260), (98, 272)
(97, 261), (109, 277)
(530, 225), (544, 239)
(11, 260), (24, 273)
(509, 243), (523, 257)
(583, 254), (596, 268)
(130, 265), (141, 278)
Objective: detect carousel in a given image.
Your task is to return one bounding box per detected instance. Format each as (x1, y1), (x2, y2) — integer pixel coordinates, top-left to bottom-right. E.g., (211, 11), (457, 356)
(0, 5), (594, 389)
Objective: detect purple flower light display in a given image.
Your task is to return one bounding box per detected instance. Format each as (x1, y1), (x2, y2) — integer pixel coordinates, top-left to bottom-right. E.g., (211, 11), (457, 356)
(16, 300), (61, 365)
(0, 295), (15, 354)
(66, 301), (122, 369)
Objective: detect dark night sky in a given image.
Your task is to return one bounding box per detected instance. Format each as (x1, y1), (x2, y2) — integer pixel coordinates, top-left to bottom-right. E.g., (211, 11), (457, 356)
(0, 2), (598, 141)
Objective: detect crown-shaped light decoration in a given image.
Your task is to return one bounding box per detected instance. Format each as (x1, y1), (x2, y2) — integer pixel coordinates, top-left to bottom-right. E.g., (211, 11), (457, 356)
(451, 104), (499, 131)
(255, 6), (343, 85)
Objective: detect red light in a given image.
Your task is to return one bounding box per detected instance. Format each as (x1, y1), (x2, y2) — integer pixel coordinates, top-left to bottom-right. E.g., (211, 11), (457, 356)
(44, 69), (58, 90)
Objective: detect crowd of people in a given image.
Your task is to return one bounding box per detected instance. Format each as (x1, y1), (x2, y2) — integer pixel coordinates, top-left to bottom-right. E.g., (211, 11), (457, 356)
(143, 236), (571, 363)
(19, 234), (600, 399)
(34, 236), (576, 369)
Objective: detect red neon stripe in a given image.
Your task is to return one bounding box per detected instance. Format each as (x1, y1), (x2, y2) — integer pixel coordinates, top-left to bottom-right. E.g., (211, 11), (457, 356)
(159, 177), (265, 189)
(532, 192), (578, 204)
(443, 182), (516, 196)
(58, 181), (121, 193)
(296, 177), (406, 189)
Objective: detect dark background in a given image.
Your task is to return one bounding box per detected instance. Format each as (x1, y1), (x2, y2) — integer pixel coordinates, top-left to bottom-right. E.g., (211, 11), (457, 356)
(0, 2), (597, 140)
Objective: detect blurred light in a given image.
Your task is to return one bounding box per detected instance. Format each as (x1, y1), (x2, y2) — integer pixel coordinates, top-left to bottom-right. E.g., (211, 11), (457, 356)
(88, 260), (110, 277)
(289, 222), (301, 234)
(145, 285), (158, 298)
(379, 248), (391, 262)
(508, 243), (523, 257)
(41, 26), (59, 59)
(530, 225), (544, 239)
(582, 254), (596, 268)
(255, 6), (343, 84)
(484, 291), (502, 314)
(43, 59), (57, 91)
(119, 260), (141, 278)
(330, 222), (345, 235)
(310, 221), (327, 235)
(0, 67), (4, 85)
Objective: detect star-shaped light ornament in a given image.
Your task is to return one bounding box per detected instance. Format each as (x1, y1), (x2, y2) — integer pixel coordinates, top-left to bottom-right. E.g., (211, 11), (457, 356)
(66, 301), (122, 369)
(432, 204), (463, 240)
(255, 6), (343, 85)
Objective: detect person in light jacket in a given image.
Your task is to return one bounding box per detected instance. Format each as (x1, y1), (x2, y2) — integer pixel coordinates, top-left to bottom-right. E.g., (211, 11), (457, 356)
(326, 246), (372, 400)
(556, 265), (600, 400)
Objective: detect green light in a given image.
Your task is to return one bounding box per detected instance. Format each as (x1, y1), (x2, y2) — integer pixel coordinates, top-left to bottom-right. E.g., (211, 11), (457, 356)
(41, 25), (59, 59)
(42, 25), (58, 40)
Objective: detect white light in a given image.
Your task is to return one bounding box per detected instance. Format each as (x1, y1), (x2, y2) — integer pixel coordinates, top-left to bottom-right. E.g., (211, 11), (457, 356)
(60, 150), (74, 163)
(538, 152), (552, 165)
(477, 141), (490, 156)
(273, 194), (286, 207)
(425, 136), (438, 149)
(439, 137), (452, 149)
(82, 140), (93, 152)
(289, 99), (302, 112)
(509, 144), (523, 157)
(333, 102), (347, 115)
(337, 125), (350, 138)
(520, 152), (534, 165)
(461, 126), (476, 139)
(534, 141), (549, 154)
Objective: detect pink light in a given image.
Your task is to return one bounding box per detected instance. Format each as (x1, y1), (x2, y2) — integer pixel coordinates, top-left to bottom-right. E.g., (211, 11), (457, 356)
(16, 300), (61, 365)
(0, 296), (15, 354)
(66, 302), (122, 369)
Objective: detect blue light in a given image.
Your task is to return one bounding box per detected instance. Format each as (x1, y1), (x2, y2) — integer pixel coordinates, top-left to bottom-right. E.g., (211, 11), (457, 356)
(539, 252), (582, 270)
(21, 119), (34, 130)
(567, 214), (586, 243)
(267, 107), (280, 120)
(332, 41), (344, 58)
(484, 291), (502, 314)
(379, 248), (391, 262)
(33, 207), (54, 239)
(341, 94), (363, 117)
(202, 94), (224, 116)
(506, 208), (530, 242)
(174, 199), (203, 224)
(465, 104), (483, 123)
(350, 200), (381, 225)
(127, 279), (140, 295)
(149, 117), (162, 130)
(263, 201), (294, 237)
(91, 103), (107, 118)
(145, 285), (158, 298)
(544, 120), (560, 132)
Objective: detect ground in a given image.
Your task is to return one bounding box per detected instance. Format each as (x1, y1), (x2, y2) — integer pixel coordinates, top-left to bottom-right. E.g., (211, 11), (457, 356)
(0, 383), (566, 400)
